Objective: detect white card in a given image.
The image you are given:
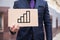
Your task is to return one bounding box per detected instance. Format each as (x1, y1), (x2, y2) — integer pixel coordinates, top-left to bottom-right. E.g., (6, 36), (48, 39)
(8, 9), (38, 27)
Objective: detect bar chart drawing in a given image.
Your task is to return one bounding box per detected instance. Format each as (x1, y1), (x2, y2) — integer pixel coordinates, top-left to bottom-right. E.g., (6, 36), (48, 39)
(17, 11), (30, 23)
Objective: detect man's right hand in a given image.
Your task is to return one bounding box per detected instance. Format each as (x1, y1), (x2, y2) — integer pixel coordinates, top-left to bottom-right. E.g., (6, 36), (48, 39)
(10, 25), (19, 33)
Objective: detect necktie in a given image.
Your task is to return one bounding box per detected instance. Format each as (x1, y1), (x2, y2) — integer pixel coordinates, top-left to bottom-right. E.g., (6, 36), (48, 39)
(30, 0), (35, 8)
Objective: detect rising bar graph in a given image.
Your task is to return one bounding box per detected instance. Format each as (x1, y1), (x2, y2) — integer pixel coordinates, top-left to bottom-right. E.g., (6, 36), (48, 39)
(17, 11), (30, 23)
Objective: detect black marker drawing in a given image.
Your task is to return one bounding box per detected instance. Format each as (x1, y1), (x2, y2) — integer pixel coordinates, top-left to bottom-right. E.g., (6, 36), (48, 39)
(17, 11), (30, 23)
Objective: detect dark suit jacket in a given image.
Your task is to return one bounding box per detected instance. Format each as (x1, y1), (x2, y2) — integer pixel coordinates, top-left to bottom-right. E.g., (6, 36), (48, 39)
(10, 0), (52, 40)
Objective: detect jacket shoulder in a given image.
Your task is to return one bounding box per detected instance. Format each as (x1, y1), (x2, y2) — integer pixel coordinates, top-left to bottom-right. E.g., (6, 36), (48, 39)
(13, 1), (19, 8)
(14, 1), (19, 4)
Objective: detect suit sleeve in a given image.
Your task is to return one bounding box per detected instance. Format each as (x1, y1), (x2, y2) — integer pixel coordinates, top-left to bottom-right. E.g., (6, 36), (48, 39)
(43, 2), (52, 40)
(13, 1), (18, 9)
(10, 1), (18, 35)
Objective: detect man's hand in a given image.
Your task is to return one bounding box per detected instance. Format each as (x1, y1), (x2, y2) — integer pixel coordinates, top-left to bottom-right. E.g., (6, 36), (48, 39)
(10, 25), (19, 33)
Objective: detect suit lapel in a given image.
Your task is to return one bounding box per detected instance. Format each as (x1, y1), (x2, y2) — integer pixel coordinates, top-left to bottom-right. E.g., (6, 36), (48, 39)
(25, 0), (30, 8)
(18, 0), (30, 8)
(35, 0), (45, 9)
(18, 0), (44, 9)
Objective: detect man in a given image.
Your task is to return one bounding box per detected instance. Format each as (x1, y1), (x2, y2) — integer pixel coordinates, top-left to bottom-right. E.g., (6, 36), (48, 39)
(10, 0), (52, 40)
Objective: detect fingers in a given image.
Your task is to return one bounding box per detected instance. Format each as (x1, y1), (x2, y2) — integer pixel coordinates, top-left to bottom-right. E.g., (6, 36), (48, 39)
(15, 25), (19, 29)
(10, 25), (19, 32)
(10, 25), (15, 29)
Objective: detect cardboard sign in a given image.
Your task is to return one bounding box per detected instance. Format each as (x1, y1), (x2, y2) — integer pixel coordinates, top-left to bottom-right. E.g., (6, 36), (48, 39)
(8, 9), (38, 27)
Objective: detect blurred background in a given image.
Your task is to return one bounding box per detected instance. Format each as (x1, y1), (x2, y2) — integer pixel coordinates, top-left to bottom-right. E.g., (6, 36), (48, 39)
(0, 0), (60, 40)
